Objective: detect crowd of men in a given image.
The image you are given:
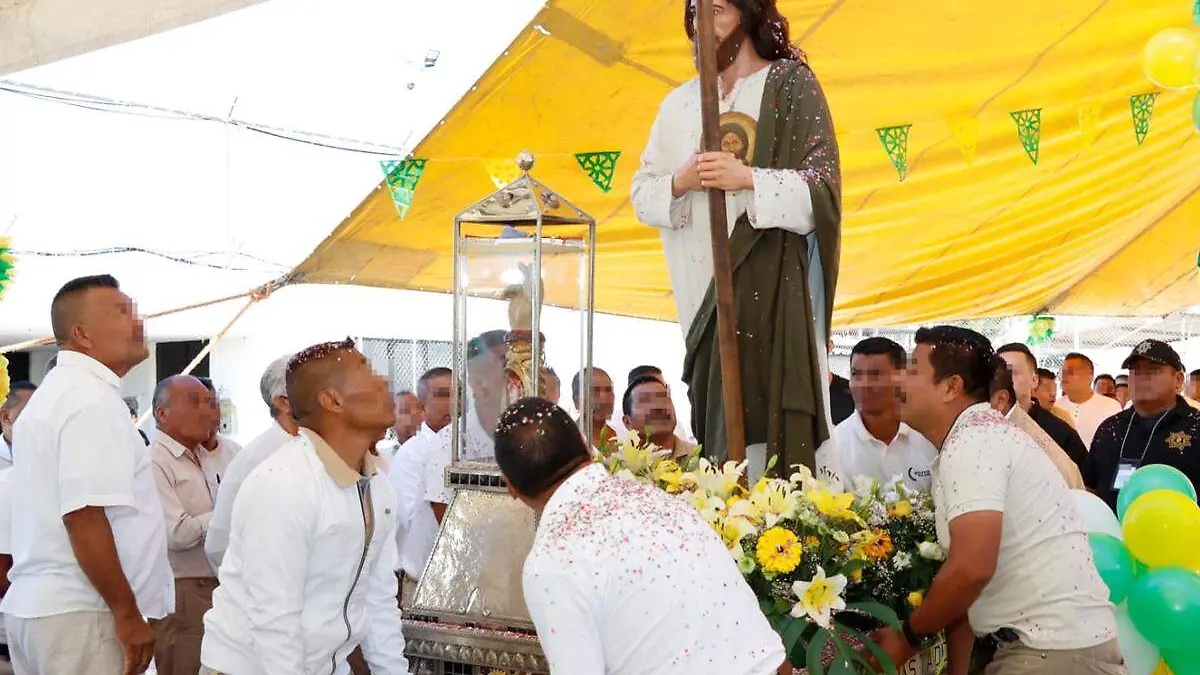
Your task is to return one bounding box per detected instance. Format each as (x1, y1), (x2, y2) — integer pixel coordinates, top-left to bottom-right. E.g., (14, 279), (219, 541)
(0, 273), (1197, 675)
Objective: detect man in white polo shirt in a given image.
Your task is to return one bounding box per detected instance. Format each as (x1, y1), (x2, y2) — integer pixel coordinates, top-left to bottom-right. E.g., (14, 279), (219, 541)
(872, 327), (1123, 675)
(1057, 352), (1122, 448)
(2, 275), (172, 675)
(835, 337), (936, 491)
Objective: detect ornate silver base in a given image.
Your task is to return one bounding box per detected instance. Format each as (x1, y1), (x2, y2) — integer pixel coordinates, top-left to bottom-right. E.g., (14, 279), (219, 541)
(404, 620), (547, 674)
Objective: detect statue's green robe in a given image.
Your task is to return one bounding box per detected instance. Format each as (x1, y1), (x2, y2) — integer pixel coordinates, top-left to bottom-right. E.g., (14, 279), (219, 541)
(682, 59), (842, 474)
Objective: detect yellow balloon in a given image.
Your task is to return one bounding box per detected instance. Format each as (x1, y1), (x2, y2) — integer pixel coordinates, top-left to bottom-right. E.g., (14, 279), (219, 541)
(1143, 28), (1200, 89)
(1154, 661), (1174, 675)
(1123, 489), (1200, 570)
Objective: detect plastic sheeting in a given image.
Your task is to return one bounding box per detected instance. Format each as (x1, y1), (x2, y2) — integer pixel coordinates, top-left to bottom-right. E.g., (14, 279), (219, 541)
(292, 0), (1200, 327)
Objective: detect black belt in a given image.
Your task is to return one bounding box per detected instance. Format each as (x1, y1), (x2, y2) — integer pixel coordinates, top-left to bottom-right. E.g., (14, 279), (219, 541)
(987, 627), (1021, 647)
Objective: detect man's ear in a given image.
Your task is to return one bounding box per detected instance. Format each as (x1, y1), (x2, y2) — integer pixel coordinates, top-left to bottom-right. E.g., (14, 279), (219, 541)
(316, 388), (343, 415)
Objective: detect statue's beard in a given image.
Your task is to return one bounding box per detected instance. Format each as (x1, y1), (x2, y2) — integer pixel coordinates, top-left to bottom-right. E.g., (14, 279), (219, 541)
(692, 24), (747, 74)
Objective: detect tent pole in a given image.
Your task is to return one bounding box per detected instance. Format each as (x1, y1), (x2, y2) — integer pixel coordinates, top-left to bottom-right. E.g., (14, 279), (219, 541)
(695, 0), (746, 465)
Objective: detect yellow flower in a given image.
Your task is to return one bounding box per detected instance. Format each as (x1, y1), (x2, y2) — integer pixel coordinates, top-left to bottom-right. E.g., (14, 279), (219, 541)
(807, 488), (864, 524)
(804, 536), (821, 549)
(756, 527), (803, 574)
(0, 354), (9, 404)
(652, 459), (683, 492)
(790, 566), (848, 628)
(907, 591), (924, 608)
(850, 568), (863, 582)
(889, 500), (913, 518)
(716, 516), (758, 555)
(853, 530), (895, 562)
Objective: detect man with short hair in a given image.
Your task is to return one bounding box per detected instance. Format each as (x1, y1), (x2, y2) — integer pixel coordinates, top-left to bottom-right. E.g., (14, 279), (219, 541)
(572, 367), (617, 449)
(996, 343), (1088, 470)
(1084, 340), (1200, 512)
(496, 398), (786, 674)
(1057, 353), (1122, 447)
(1187, 369), (1200, 402)
(543, 367), (562, 406)
(1034, 367), (1076, 427)
(200, 340), (408, 674)
(195, 377), (242, 458)
(0, 381), (36, 470)
(834, 337), (936, 491)
(627, 365), (665, 386)
(3, 275), (171, 675)
(989, 363), (1083, 489)
(423, 331), (509, 523)
(389, 366), (452, 603)
(205, 354), (297, 572)
(1114, 382), (1130, 410)
(873, 326), (1123, 674)
(622, 376), (696, 460)
(1093, 374), (1117, 399)
(390, 391), (423, 449)
(150, 375), (236, 675)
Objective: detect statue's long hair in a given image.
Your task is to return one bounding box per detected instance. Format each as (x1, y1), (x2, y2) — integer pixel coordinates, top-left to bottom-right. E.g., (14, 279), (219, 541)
(684, 0), (806, 63)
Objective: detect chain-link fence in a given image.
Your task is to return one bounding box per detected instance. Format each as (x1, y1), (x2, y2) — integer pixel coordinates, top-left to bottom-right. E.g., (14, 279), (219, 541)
(830, 311), (1200, 377)
(359, 337), (453, 395)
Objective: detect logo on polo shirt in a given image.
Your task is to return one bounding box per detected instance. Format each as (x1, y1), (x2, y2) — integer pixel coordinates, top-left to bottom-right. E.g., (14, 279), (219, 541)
(1166, 431), (1192, 453)
(908, 466), (932, 482)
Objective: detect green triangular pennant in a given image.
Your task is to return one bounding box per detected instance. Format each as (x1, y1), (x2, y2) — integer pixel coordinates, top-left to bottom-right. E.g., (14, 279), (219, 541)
(1129, 93), (1159, 146)
(1010, 109), (1042, 165)
(380, 158), (428, 219)
(875, 125), (912, 182)
(574, 151), (621, 192)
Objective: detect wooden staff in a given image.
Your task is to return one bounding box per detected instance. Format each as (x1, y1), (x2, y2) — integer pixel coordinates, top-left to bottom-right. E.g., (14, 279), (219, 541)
(695, 0), (746, 464)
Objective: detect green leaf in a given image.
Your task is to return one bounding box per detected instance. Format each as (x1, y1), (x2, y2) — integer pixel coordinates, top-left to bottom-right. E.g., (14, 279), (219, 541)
(840, 624), (898, 675)
(839, 559), (869, 576)
(761, 598), (777, 616)
(847, 601), (901, 630)
(774, 598), (792, 615)
(780, 616), (806, 655)
(828, 656), (855, 675)
(807, 629), (831, 675)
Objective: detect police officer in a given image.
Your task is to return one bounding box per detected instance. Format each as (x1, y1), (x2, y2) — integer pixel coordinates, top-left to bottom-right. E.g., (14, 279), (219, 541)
(1084, 339), (1200, 512)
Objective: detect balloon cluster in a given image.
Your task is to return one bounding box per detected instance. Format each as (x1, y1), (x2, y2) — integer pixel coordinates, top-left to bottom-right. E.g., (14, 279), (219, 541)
(1141, 26), (1200, 131)
(1075, 467), (1200, 675)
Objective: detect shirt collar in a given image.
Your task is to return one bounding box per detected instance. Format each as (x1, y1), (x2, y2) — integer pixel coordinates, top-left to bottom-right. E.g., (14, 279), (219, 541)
(849, 411), (910, 444)
(299, 427), (378, 489)
(539, 463), (607, 528)
(944, 402), (1000, 449)
(55, 350), (121, 389)
(154, 432), (197, 459)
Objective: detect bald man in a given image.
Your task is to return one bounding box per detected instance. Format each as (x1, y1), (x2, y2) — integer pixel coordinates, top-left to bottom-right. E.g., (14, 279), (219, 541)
(200, 339), (408, 675)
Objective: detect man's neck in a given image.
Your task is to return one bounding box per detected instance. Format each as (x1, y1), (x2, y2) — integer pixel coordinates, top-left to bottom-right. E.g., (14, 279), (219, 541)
(312, 425), (375, 474)
(1067, 390), (1094, 406)
(860, 411), (901, 445)
(1018, 393), (1034, 413)
(1133, 398), (1177, 419)
(164, 430), (203, 456)
(724, 47), (770, 83)
(645, 431), (676, 450)
(275, 413), (299, 436)
(922, 401), (975, 451)
(62, 345), (133, 378)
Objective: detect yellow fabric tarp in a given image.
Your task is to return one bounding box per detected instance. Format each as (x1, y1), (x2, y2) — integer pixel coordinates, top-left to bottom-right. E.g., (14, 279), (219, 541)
(292, 0), (1200, 327)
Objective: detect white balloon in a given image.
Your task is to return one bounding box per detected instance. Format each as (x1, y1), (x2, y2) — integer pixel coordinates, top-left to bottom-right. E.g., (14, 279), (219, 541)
(1115, 605), (1160, 675)
(1072, 490), (1123, 539)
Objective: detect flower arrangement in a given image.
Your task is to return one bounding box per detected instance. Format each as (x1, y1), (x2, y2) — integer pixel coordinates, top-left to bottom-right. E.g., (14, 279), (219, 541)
(595, 433), (945, 675)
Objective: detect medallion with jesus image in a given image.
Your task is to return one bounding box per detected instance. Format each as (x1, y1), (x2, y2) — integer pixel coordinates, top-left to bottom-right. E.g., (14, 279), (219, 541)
(710, 111), (756, 166)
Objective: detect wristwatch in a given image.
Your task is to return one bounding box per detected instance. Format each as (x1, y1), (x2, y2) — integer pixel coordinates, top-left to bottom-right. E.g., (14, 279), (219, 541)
(901, 617), (931, 649)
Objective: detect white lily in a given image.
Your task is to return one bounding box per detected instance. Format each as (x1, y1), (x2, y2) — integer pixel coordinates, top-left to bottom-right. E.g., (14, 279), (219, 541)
(790, 565), (848, 628)
(918, 541), (946, 561)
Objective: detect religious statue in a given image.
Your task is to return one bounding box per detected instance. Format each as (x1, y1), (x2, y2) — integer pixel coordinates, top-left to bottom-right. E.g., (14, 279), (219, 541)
(631, 0), (842, 481)
(500, 261), (546, 408)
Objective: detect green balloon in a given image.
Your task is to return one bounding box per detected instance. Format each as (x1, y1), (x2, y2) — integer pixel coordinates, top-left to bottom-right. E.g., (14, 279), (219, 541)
(1165, 647), (1200, 675)
(1128, 569), (1200, 651)
(1089, 533), (1137, 603)
(1193, 91), (1200, 133)
(1117, 464), (1198, 521)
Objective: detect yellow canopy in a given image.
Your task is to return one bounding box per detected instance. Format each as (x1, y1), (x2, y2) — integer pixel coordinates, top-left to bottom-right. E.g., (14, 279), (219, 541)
(292, 0), (1200, 327)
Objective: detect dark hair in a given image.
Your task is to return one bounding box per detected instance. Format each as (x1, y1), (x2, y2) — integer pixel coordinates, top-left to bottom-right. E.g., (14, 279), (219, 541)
(623, 375), (669, 418)
(494, 398), (591, 497)
(2, 381), (36, 412)
(196, 377), (216, 393)
(1189, 369), (1200, 379)
(990, 362), (1016, 406)
(572, 367), (610, 400)
(850, 337), (906, 370)
(628, 365), (663, 386)
(1115, 382), (1129, 391)
(1036, 367), (1057, 382)
(684, 0), (805, 62)
(914, 326), (997, 404)
(1093, 374), (1116, 386)
(416, 367), (452, 403)
(997, 343), (1038, 372)
(286, 338), (357, 421)
(1064, 352), (1095, 373)
(50, 275), (120, 344)
(467, 330), (508, 361)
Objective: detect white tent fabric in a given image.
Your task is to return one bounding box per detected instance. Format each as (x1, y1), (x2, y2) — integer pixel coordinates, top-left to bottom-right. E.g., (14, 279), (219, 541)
(0, 0), (544, 341)
(0, 0), (262, 76)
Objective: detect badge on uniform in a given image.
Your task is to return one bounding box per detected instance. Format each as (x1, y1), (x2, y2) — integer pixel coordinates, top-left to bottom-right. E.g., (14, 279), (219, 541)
(1165, 432), (1192, 453)
(1112, 461), (1138, 491)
